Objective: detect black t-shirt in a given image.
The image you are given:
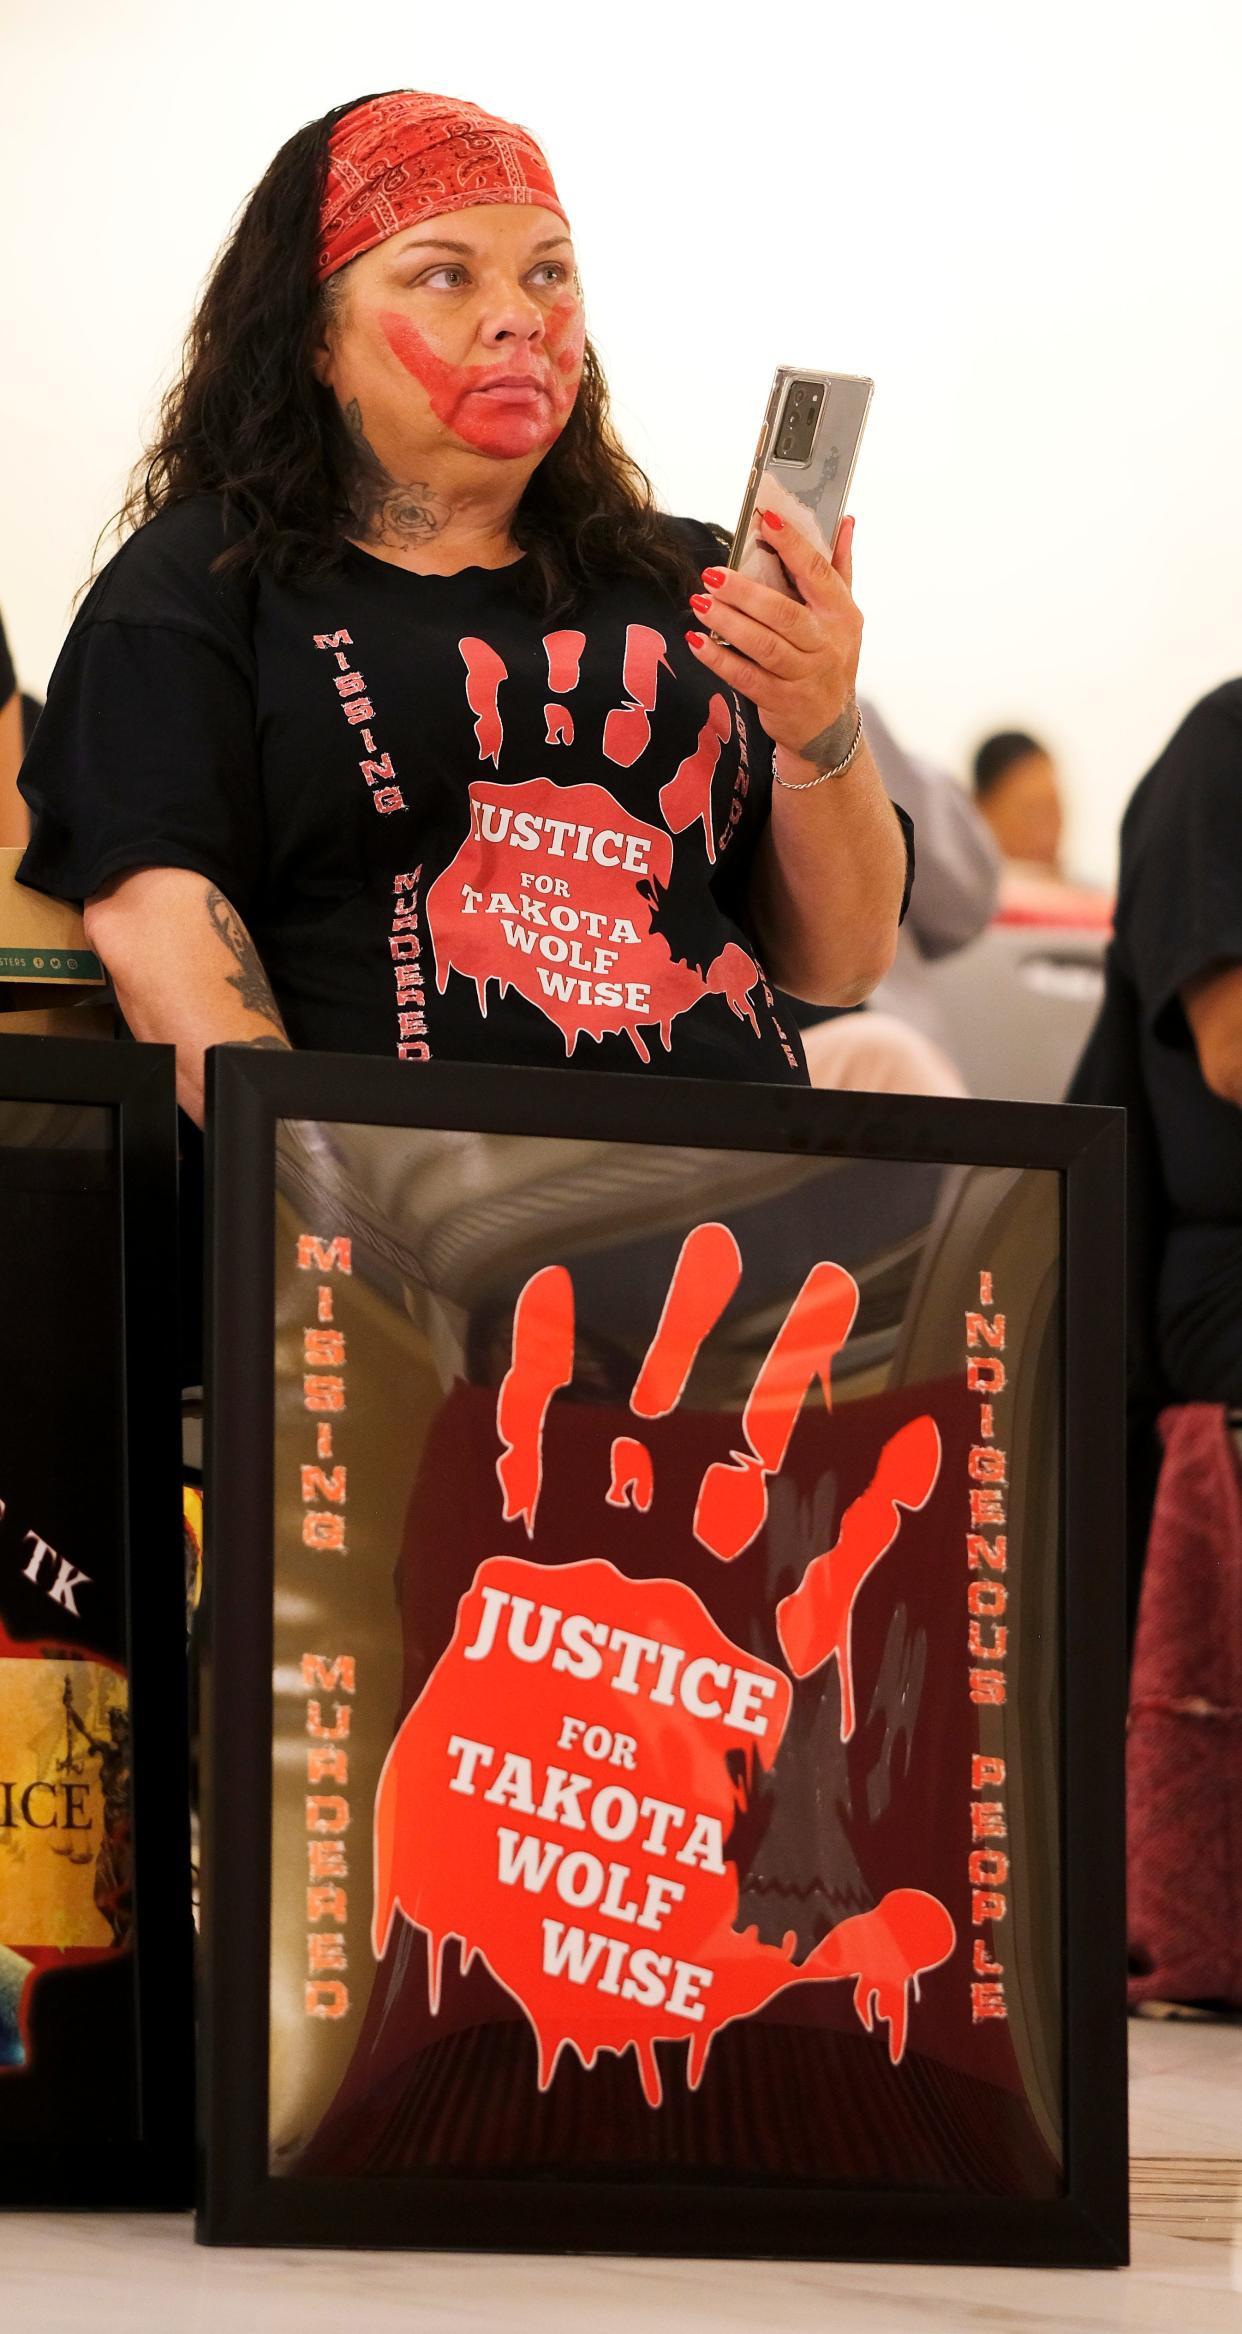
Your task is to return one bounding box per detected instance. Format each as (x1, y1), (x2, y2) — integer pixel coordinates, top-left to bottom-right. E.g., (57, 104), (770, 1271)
(1100, 679), (1242, 1401)
(18, 495), (911, 1087)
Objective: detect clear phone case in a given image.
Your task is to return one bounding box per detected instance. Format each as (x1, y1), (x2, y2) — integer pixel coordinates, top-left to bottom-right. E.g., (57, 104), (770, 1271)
(728, 368), (873, 598)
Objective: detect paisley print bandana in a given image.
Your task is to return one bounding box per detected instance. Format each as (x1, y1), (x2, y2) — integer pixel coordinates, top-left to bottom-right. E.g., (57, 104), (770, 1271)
(318, 90), (570, 283)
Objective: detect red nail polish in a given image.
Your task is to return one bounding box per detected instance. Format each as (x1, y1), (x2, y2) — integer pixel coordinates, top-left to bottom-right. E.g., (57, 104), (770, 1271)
(685, 629), (706, 649)
(689, 592), (712, 615)
(761, 508), (784, 530)
(701, 567), (726, 588)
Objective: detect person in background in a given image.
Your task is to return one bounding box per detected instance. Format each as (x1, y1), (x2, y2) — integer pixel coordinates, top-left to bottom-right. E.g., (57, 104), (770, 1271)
(1069, 679), (1242, 1628)
(866, 699), (999, 1058)
(973, 729), (1064, 874)
(0, 609), (26, 846)
(1071, 680), (1242, 2015)
(973, 727), (1112, 926)
(794, 699), (999, 1096)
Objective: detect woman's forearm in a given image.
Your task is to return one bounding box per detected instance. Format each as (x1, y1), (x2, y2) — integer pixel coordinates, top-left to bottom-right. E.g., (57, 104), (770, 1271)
(83, 867), (290, 1127)
(749, 737), (909, 1005)
(682, 514), (908, 1005)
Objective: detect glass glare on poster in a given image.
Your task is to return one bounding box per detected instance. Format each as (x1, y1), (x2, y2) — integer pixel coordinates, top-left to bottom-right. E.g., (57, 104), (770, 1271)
(265, 1117), (1063, 2196)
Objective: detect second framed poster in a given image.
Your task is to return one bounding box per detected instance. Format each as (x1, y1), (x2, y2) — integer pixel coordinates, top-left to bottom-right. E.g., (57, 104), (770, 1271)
(0, 1036), (192, 2207)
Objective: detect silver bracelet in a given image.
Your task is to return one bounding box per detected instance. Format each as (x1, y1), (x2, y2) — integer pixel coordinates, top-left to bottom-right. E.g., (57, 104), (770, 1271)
(772, 703), (865, 790)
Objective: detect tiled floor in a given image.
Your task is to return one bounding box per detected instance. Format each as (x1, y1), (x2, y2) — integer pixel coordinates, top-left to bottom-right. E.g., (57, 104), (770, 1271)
(7, 2021), (1240, 2332)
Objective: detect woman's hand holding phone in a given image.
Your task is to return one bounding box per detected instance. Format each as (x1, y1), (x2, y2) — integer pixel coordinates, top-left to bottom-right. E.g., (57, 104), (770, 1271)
(685, 508), (863, 780)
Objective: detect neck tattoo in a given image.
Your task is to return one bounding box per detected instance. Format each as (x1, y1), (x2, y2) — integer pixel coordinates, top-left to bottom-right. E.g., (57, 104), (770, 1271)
(342, 398), (451, 547)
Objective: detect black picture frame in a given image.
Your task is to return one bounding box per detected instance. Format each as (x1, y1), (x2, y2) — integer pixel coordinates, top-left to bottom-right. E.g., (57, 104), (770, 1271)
(200, 1047), (1128, 2265)
(0, 1035), (193, 2209)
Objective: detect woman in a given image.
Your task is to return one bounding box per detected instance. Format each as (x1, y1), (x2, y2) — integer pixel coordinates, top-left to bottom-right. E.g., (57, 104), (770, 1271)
(18, 89), (911, 1124)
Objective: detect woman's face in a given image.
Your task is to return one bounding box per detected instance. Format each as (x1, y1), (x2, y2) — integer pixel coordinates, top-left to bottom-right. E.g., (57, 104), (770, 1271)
(315, 203), (585, 468)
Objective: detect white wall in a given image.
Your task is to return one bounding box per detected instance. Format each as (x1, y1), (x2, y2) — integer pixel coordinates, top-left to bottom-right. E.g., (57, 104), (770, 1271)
(2, 0), (1239, 882)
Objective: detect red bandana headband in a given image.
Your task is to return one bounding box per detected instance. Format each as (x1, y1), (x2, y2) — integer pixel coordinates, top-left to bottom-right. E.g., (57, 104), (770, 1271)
(317, 91), (570, 283)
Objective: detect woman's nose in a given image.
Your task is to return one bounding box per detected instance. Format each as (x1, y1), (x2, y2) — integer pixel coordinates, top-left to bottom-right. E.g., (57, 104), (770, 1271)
(484, 292), (546, 344)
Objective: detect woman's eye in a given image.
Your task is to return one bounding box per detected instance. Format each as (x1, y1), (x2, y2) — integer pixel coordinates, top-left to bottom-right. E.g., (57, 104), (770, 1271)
(412, 260), (570, 292)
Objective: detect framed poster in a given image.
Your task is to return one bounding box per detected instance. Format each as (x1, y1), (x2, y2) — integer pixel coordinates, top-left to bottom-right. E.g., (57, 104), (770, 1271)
(0, 1036), (193, 2207)
(200, 1051), (1127, 2263)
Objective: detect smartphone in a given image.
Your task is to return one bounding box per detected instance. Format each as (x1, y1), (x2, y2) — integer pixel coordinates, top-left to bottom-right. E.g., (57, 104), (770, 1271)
(727, 367), (873, 599)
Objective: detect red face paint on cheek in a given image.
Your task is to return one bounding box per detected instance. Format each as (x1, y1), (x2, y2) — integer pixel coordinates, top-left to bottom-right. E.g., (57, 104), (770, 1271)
(379, 311), (487, 422)
(378, 307), (581, 460)
(547, 293), (587, 381)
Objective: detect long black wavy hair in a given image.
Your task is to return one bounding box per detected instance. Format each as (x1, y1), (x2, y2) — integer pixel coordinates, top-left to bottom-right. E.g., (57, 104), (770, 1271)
(114, 94), (711, 618)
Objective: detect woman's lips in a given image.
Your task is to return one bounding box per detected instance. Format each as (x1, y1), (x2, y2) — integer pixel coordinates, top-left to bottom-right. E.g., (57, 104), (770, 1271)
(471, 377), (549, 403)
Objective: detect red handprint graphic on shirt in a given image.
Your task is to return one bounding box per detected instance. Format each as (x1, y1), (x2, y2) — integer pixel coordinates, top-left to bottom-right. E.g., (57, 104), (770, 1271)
(542, 629), (585, 746)
(426, 633), (760, 1062)
(373, 1220), (955, 2108)
(601, 626), (676, 767)
(459, 637), (507, 768)
(660, 693), (732, 861)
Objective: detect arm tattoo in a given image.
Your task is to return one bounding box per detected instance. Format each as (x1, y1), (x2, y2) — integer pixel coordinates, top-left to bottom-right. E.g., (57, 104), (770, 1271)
(343, 398), (450, 548)
(205, 887), (287, 1036)
(233, 1035), (291, 1051)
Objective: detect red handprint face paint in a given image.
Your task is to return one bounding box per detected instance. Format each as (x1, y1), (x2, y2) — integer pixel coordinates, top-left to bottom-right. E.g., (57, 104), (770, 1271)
(377, 289), (583, 460)
(318, 209), (585, 478)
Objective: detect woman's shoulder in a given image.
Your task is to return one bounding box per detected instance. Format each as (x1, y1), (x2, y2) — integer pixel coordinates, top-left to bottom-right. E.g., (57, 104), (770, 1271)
(78, 494), (256, 656)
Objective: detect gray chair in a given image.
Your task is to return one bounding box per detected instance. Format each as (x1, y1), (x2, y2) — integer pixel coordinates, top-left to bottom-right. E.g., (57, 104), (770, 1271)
(916, 922), (1107, 1103)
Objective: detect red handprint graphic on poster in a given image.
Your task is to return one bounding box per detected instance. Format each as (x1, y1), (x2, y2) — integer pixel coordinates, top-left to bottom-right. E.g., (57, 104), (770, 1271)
(630, 1222), (743, 1419)
(374, 1556), (955, 2107)
(776, 1414), (943, 1739)
(693, 1260), (861, 1561)
(496, 1266), (575, 1533)
(371, 1222), (955, 2106)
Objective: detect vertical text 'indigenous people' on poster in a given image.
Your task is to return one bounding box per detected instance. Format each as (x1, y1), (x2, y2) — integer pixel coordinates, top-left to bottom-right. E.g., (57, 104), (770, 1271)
(0, 1102), (137, 2137)
(267, 1118), (1062, 2195)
